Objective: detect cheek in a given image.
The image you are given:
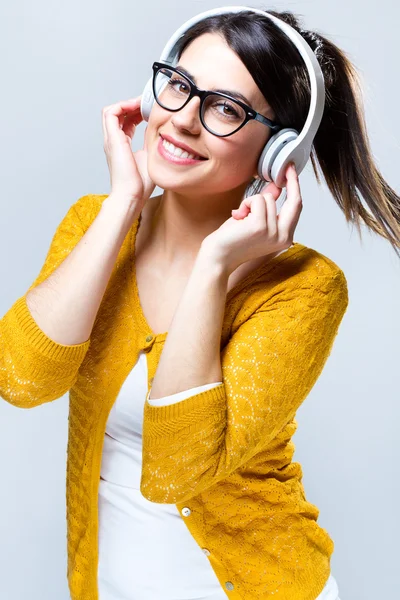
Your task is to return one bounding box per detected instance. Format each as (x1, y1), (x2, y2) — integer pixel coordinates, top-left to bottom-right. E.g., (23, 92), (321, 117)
(209, 147), (257, 188)
(209, 136), (243, 162)
(147, 104), (168, 130)
(238, 131), (271, 171)
(220, 141), (258, 171)
(223, 126), (267, 162)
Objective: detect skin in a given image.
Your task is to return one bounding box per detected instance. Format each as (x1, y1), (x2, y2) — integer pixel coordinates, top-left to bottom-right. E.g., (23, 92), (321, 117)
(142, 32), (280, 274)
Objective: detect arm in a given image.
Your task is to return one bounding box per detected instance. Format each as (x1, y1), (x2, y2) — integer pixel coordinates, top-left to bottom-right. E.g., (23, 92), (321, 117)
(148, 252), (230, 399)
(141, 252), (349, 504)
(0, 193), (137, 408)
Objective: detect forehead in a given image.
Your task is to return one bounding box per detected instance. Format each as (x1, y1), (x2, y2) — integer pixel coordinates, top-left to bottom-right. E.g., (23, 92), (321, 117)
(178, 32), (269, 112)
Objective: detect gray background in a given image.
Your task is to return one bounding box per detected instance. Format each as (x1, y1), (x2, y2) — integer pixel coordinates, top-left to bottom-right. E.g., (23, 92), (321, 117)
(0, 1), (398, 599)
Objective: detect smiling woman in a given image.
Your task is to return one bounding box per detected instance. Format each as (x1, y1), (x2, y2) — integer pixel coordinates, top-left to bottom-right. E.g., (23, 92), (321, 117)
(0, 5), (398, 600)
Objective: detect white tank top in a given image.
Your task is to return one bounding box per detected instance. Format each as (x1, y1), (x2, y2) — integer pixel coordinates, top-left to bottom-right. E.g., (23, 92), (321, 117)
(97, 347), (340, 599)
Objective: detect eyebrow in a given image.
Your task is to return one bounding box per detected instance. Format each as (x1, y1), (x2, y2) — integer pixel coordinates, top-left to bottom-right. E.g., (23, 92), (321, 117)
(175, 64), (253, 108)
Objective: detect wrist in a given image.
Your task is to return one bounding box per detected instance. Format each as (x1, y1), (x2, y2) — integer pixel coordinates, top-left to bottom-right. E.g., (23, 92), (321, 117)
(101, 193), (141, 221)
(199, 238), (240, 277)
(197, 242), (232, 280)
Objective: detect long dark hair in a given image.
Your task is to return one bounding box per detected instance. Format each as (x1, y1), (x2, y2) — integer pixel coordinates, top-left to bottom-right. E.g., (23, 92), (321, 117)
(174, 7), (400, 258)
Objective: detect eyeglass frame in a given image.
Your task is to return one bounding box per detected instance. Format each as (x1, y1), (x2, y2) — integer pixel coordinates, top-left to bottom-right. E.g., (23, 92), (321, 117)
(151, 61), (283, 138)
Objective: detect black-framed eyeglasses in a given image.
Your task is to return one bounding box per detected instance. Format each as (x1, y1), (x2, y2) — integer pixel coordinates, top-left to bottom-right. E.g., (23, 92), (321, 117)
(151, 61), (282, 138)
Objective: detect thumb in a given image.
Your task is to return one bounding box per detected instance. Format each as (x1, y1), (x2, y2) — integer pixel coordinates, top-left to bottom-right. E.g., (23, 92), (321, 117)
(232, 182), (271, 215)
(232, 197), (252, 218)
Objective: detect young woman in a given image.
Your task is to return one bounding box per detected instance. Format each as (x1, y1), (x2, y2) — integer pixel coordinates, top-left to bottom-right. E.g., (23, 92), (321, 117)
(1, 7), (399, 600)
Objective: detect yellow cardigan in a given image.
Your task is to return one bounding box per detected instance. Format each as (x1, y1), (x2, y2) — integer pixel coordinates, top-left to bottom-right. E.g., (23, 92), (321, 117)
(0, 194), (349, 600)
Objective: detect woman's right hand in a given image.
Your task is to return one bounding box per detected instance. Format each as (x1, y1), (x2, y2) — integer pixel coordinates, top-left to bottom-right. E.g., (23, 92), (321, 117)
(102, 95), (156, 212)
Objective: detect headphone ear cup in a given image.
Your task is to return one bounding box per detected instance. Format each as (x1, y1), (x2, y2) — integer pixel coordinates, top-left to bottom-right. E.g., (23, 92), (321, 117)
(141, 73), (171, 121)
(257, 128), (299, 185)
(140, 77), (155, 121)
(271, 142), (310, 187)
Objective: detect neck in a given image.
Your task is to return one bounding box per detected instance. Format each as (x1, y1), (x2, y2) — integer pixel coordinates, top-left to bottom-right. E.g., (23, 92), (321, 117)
(147, 184), (249, 267)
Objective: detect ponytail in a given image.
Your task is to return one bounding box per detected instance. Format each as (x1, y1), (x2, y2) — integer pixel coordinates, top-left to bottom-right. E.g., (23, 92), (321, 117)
(296, 22), (400, 258)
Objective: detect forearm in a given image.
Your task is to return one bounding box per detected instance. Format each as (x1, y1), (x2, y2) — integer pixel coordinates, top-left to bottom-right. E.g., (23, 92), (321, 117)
(26, 195), (138, 346)
(149, 246), (230, 400)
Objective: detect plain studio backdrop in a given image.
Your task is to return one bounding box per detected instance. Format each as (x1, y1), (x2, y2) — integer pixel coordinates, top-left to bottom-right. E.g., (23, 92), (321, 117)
(0, 1), (398, 599)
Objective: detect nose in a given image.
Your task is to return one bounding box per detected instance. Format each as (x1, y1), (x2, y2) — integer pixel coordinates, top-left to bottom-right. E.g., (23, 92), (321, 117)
(170, 95), (202, 134)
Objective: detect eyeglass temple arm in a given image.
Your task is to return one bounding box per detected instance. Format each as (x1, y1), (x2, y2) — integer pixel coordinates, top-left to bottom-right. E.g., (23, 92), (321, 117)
(254, 113), (282, 131)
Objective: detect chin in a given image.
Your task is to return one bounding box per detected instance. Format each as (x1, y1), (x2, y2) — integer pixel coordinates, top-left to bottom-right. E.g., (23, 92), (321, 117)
(148, 165), (203, 194)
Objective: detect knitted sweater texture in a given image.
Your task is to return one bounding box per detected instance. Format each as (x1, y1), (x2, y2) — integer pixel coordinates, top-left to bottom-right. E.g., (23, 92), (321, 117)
(0, 194), (349, 600)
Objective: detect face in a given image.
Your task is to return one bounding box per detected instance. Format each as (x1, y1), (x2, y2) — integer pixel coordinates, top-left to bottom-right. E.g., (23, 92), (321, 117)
(146, 32), (275, 200)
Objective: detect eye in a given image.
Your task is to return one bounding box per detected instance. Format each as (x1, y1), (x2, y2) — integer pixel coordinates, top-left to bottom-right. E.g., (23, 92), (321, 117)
(167, 78), (190, 94)
(216, 102), (240, 117)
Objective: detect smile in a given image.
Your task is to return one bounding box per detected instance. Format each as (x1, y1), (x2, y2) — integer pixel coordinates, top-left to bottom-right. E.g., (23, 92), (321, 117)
(158, 135), (208, 165)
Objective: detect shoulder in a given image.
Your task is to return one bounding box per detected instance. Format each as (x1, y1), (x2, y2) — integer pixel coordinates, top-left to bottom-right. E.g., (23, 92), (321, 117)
(230, 241), (349, 330)
(283, 241), (347, 281)
(278, 241), (349, 307)
(253, 241), (348, 309)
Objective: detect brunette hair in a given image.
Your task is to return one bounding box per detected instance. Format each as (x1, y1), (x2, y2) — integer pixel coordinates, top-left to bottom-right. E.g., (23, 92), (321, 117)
(174, 6), (400, 258)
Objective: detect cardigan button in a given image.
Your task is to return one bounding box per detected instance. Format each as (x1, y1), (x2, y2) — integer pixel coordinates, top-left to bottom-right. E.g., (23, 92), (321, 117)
(202, 548), (211, 556)
(181, 507), (191, 516)
(145, 335), (153, 343)
(225, 581), (235, 591)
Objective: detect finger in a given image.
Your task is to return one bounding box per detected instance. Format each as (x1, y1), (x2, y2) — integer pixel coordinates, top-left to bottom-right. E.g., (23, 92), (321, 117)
(103, 98), (142, 128)
(261, 180), (281, 201)
(118, 97), (144, 129)
(103, 104), (137, 146)
(248, 194), (268, 226)
(102, 101), (135, 143)
(102, 97), (142, 145)
(102, 104), (113, 147)
(122, 113), (138, 139)
(233, 194), (261, 221)
(263, 192), (278, 236)
(232, 196), (251, 218)
(104, 105), (122, 144)
(277, 163), (303, 238)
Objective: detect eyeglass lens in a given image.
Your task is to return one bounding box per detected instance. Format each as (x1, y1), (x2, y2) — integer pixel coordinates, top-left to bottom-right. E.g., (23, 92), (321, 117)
(154, 68), (247, 136)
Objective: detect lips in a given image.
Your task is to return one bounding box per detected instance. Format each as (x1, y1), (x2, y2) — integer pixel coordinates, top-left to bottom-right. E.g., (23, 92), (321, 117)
(160, 134), (207, 160)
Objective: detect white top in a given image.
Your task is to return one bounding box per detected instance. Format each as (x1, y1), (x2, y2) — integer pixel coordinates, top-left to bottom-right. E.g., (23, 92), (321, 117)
(97, 349), (340, 600)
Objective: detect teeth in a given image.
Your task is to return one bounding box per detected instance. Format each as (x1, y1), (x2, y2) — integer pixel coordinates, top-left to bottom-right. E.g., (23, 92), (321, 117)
(162, 138), (201, 160)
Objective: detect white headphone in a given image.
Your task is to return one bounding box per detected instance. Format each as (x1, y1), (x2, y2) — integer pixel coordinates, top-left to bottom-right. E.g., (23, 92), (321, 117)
(140, 5), (325, 190)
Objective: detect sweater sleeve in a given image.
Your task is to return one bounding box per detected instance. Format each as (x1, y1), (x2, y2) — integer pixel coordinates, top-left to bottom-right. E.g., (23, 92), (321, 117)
(140, 269), (349, 503)
(0, 194), (104, 409)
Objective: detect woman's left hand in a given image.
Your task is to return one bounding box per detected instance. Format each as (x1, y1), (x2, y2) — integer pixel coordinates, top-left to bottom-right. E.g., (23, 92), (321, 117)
(201, 162), (303, 274)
